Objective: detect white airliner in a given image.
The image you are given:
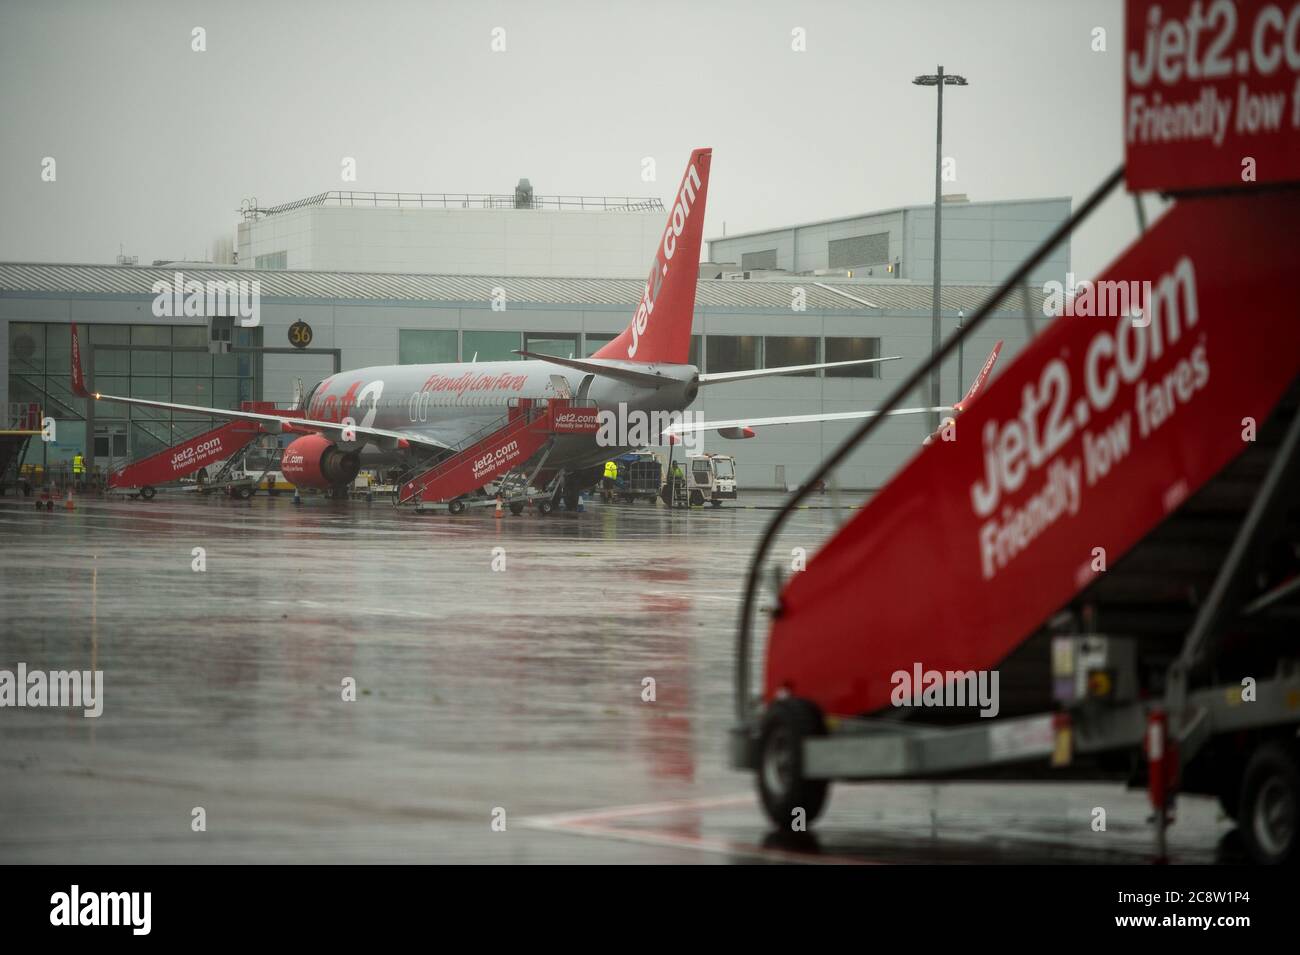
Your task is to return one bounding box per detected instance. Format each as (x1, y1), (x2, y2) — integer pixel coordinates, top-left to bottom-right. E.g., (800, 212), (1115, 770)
(71, 148), (989, 504)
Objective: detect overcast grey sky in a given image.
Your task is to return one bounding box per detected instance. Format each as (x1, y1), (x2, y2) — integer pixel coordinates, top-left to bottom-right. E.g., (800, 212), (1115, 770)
(0, 0), (1152, 279)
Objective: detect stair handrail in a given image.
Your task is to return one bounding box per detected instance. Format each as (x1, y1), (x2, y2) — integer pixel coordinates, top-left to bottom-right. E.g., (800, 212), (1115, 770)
(733, 165), (1126, 727)
(396, 404), (549, 500)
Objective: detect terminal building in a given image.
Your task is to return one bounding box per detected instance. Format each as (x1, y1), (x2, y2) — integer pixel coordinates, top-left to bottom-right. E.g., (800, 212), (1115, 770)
(2, 188), (1061, 491)
(705, 195), (1070, 286)
(237, 184), (667, 278)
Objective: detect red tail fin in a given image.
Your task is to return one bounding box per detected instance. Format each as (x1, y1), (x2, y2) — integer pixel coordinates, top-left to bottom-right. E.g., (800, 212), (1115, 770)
(592, 148), (712, 365)
(954, 340), (1003, 412)
(70, 322), (90, 398)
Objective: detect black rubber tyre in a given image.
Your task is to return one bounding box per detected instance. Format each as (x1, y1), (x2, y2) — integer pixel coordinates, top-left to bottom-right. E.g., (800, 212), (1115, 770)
(1238, 742), (1299, 865)
(537, 500), (553, 516)
(46, 499), (54, 511)
(447, 499), (467, 515)
(509, 501), (525, 516)
(689, 489), (705, 506)
(563, 486), (581, 510)
(140, 485), (156, 501)
(709, 499), (722, 508)
(757, 698), (830, 831)
(235, 486), (254, 501)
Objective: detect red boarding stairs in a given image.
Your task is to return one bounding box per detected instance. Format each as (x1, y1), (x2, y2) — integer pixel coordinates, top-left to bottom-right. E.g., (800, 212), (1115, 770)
(108, 402), (301, 491)
(396, 398), (600, 506)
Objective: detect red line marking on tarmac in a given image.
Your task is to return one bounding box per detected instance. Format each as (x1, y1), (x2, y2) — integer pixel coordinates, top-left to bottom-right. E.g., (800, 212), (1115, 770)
(520, 793), (875, 864)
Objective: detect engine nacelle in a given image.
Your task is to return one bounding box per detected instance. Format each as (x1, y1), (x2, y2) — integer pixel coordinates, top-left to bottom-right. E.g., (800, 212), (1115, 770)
(717, 426), (756, 439)
(280, 433), (361, 489)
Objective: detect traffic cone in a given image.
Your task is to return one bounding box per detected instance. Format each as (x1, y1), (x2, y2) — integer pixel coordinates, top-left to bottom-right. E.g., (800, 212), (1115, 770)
(64, 488), (75, 511)
(494, 494), (504, 519)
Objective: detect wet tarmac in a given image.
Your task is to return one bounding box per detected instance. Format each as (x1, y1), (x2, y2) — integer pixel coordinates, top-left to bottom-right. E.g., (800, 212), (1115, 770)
(0, 490), (1236, 864)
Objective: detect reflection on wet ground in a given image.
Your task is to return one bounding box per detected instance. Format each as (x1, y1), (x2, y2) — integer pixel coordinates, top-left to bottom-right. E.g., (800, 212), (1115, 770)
(0, 491), (1232, 863)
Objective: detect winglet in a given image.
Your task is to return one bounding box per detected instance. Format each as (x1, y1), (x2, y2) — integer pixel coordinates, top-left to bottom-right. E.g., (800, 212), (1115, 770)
(70, 322), (91, 398)
(953, 340), (1003, 412)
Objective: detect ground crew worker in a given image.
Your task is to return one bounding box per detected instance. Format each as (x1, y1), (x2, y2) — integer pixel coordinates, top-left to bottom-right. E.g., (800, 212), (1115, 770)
(670, 461), (685, 505)
(72, 452), (86, 491)
(602, 459), (618, 501)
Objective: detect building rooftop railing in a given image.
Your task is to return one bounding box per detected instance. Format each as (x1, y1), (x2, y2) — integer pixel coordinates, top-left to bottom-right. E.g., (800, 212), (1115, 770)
(241, 191), (664, 219)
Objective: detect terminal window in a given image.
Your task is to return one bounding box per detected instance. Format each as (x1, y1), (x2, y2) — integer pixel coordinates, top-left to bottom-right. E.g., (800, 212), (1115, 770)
(706, 335), (761, 374)
(764, 337), (819, 376)
(583, 334), (616, 357)
(740, 249), (779, 271)
(6, 321), (261, 470)
(824, 337), (882, 377)
(523, 332), (578, 359)
(828, 232), (889, 270)
(399, 329), (458, 365)
(462, 330), (522, 362)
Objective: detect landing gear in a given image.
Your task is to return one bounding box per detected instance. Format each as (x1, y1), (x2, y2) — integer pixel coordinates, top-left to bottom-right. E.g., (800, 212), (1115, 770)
(757, 698), (830, 831)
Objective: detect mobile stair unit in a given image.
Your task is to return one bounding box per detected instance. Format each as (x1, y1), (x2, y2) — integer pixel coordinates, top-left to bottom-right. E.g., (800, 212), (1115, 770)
(394, 398), (600, 514)
(731, 180), (1300, 865)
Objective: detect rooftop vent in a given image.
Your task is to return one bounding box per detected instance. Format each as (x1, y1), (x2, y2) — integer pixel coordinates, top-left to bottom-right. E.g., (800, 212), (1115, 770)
(515, 178), (534, 209)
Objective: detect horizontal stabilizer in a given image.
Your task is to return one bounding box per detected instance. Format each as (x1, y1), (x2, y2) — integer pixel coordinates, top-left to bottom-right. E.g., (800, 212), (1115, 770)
(513, 351), (678, 388)
(698, 355), (900, 385)
(665, 406), (949, 437)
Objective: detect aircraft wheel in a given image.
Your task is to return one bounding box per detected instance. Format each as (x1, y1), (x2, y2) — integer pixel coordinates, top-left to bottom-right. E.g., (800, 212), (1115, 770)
(1239, 741), (1299, 865)
(757, 698), (830, 831)
(509, 501), (525, 516)
(140, 485), (156, 501)
(447, 499), (467, 515)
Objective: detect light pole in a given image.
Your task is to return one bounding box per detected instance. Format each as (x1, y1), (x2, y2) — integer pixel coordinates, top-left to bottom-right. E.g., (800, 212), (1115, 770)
(913, 66), (967, 430)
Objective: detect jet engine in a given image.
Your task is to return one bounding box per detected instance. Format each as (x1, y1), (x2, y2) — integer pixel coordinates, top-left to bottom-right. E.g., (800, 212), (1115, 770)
(280, 433), (361, 489)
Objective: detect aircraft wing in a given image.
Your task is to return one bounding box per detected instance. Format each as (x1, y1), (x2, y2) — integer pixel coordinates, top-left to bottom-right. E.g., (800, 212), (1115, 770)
(664, 405), (950, 438)
(69, 323), (450, 451)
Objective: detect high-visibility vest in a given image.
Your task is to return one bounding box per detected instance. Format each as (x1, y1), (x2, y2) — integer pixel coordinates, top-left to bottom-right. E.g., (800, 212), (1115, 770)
(604, 461), (618, 479)
(72, 454), (85, 474)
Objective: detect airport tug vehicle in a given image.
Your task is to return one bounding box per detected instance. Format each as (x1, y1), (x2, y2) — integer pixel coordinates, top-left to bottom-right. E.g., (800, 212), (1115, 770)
(732, 184), (1300, 865)
(686, 453), (737, 507)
